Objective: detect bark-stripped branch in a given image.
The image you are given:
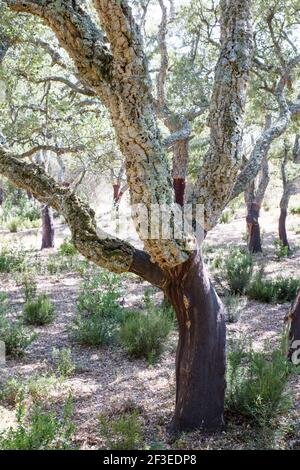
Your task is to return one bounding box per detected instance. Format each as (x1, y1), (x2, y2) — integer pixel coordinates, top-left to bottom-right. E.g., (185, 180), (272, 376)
(0, 145), (166, 287)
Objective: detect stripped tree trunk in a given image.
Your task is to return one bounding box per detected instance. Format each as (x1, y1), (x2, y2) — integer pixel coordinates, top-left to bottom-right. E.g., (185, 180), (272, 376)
(172, 139), (189, 206)
(246, 201), (262, 253)
(244, 118), (270, 253)
(113, 183), (121, 205)
(285, 289), (300, 361)
(279, 207), (289, 248)
(166, 251), (226, 432)
(279, 140), (300, 249)
(41, 204), (54, 249)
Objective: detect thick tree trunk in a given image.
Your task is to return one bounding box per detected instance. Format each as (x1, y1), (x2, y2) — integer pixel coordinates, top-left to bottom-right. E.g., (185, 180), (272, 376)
(285, 289), (300, 361)
(246, 203), (262, 253)
(279, 207), (289, 248)
(41, 205), (54, 249)
(165, 250), (226, 433)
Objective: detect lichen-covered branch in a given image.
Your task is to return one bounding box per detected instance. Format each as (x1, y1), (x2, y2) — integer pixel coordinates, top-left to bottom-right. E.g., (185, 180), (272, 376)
(0, 146), (127, 270)
(231, 54), (300, 201)
(192, 0), (253, 231)
(20, 145), (84, 159)
(0, 145), (167, 286)
(6, 0), (113, 104)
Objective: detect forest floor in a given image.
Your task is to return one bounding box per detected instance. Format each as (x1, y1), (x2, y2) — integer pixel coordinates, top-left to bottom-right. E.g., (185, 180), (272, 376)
(0, 207), (300, 450)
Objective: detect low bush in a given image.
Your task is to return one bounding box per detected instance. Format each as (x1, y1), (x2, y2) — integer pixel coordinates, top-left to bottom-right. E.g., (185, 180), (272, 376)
(0, 247), (26, 273)
(23, 294), (55, 326)
(51, 347), (76, 377)
(47, 256), (73, 275)
(220, 209), (232, 224)
(0, 375), (61, 406)
(21, 272), (37, 301)
(223, 248), (253, 294)
(0, 294), (36, 357)
(0, 318), (36, 357)
(58, 239), (78, 257)
(226, 339), (292, 427)
(223, 294), (247, 323)
(71, 271), (124, 347)
(0, 396), (75, 450)
(119, 308), (173, 363)
(290, 205), (300, 215)
(247, 273), (299, 304)
(274, 240), (289, 259)
(99, 410), (143, 450)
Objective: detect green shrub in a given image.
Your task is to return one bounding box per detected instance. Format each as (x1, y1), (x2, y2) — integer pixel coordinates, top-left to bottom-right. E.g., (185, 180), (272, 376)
(119, 308), (172, 363)
(247, 273), (300, 304)
(220, 209), (232, 224)
(47, 255), (73, 274)
(290, 205), (300, 215)
(226, 339), (292, 427)
(59, 239), (78, 257)
(23, 294), (55, 326)
(274, 240), (289, 259)
(223, 248), (253, 294)
(6, 217), (20, 233)
(71, 271), (124, 347)
(223, 294), (247, 323)
(0, 294), (36, 356)
(51, 347), (76, 377)
(0, 395), (75, 450)
(21, 272), (37, 301)
(71, 314), (117, 347)
(0, 318), (36, 357)
(0, 247), (26, 273)
(0, 378), (24, 406)
(0, 375), (60, 406)
(99, 411), (143, 450)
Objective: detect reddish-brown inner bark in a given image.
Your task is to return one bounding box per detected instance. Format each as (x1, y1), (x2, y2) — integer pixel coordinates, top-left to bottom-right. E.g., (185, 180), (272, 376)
(279, 207), (290, 249)
(41, 205), (55, 250)
(173, 177), (185, 207)
(246, 202), (262, 253)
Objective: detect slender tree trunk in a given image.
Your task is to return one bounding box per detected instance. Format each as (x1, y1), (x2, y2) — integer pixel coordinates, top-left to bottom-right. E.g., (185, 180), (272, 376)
(0, 185), (3, 206)
(246, 202), (262, 253)
(113, 183), (121, 205)
(165, 250), (226, 432)
(172, 139), (188, 206)
(285, 289), (300, 361)
(41, 205), (54, 249)
(279, 207), (289, 248)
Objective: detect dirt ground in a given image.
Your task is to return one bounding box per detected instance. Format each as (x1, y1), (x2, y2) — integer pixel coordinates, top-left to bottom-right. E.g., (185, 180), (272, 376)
(0, 206), (299, 450)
